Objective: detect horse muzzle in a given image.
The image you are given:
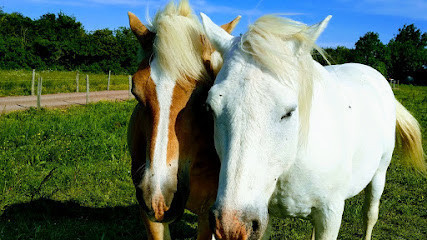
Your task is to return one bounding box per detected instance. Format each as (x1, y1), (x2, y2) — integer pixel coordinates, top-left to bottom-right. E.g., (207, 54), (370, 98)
(135, 185), (187, 223)
(209, 205), (264, 240)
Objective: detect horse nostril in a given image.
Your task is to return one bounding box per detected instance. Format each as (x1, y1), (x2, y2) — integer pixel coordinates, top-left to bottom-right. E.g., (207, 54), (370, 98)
(251, 219), (260, 233)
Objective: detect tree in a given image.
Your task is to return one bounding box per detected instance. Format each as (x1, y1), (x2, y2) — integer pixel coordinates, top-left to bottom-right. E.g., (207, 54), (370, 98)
(354, 32), (389, 77)
(0, 10), (139, 73)
(388, 24), (426, 84)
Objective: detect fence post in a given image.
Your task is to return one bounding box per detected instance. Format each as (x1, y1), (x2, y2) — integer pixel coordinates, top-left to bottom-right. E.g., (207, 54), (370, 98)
(108, 70), (111, 91)
(31, 69), (35, 96)
(76, 71), (79, 92)
(37, 77), (42, 109)
(86, 75), (89, 104)
(129, 75), (132, 99)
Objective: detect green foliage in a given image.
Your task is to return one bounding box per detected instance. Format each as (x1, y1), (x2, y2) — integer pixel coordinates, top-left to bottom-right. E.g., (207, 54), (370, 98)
(388, 24), (427, 84)
(316, 26), (426, 85)
(354, 32), (390, 77)
(0, 86), (426, 239)
(314, 46), (355, 65)
(0, 11), (140, 74)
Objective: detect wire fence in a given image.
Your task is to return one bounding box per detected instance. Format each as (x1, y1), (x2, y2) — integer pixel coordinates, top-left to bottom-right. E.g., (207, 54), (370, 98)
(0, 69), (132, 97)
(1, 69), (400, 97)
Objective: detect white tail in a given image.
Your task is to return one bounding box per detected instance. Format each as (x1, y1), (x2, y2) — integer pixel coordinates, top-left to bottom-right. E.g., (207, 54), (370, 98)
(395, 100), (426, 173)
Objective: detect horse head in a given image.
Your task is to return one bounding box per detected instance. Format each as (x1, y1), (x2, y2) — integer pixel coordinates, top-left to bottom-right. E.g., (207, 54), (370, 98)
(201, 13), (331, 239)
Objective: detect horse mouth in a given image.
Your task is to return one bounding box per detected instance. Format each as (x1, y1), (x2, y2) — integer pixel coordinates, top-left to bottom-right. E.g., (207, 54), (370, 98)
(136, 187), (188, 223)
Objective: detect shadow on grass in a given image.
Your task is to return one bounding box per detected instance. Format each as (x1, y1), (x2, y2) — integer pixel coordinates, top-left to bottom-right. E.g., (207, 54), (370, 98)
(0, 198), (198, 240)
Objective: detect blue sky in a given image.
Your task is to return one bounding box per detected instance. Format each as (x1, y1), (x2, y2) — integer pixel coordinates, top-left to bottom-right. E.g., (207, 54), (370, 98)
(1, 0), (426, 48)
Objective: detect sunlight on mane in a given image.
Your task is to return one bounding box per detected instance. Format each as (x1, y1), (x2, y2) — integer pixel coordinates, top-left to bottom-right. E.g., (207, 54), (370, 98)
(148, 0), (209, 86)
(240, 15), (328, 144)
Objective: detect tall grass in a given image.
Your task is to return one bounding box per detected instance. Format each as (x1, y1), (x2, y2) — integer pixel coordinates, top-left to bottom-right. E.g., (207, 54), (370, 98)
(0, 69), (131, 97)
(0, 85), (425, 239)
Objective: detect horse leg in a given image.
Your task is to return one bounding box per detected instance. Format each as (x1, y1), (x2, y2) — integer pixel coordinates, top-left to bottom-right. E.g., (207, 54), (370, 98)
(196, 213), (213, 240)
(362, 169), (387, 240)
(140, 208), (171, 240)
(312, 201), (344, 240)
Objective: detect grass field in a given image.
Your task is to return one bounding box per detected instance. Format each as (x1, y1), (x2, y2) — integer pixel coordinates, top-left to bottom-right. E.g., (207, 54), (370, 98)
(0, 69), (131, 97)
(0, 85), (426, 239)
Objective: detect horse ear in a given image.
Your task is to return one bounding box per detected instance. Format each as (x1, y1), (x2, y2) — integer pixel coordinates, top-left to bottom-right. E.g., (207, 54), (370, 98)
(128, 12), (154, 49)
(306, 15), (332, 41)
(201, 12), (234, 55)
(200, 16), (240, 75)
(220, 15), (241, 34)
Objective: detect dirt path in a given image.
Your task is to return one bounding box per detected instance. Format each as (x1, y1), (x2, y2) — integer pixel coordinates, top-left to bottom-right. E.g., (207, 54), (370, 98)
(0, 90), (134, 113)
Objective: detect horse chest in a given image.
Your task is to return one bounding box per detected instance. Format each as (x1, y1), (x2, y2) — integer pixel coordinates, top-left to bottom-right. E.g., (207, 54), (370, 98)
(268, 178), (317, 219)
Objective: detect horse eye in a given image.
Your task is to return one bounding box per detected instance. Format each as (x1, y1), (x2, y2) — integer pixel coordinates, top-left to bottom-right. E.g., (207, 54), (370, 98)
(281, 111), (293, 120)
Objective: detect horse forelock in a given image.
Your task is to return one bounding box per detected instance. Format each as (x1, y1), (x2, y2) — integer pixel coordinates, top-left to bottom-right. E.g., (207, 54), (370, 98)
(147, 0), (210, 88)
(240, 15), (325, 78)
(239, 15), (327, 145)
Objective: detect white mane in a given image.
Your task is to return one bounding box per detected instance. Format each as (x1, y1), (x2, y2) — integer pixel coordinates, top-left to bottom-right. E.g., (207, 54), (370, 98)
(240, 15), (328, 142)
(148, 0), (210, 86)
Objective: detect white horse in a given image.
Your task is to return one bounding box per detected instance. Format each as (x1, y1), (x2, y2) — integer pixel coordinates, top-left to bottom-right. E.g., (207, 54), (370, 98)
(200, 13), (425, 240)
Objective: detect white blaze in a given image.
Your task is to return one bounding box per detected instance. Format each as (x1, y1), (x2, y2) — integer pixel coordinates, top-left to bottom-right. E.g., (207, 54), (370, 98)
(150, 58), (178, 189)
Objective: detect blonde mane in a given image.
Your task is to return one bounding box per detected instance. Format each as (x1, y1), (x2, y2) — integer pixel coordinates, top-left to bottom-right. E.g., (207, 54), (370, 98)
(240, 15), (327, 143)
(148, 0), (209, 87)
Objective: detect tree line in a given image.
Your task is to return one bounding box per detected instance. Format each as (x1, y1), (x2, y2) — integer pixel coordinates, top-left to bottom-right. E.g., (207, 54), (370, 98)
(0, 9), (139, 74)
(314, 24), (426, 85)
(0, 9), (426, 84)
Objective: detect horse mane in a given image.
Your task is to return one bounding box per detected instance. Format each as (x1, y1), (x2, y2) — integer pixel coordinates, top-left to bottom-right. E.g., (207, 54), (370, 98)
(147, 0), (210, 87)
(240, 15), (327, 143)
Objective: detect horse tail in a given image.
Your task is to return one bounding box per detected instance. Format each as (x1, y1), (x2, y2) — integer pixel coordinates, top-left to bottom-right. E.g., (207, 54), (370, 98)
(395, 100), (426, 174)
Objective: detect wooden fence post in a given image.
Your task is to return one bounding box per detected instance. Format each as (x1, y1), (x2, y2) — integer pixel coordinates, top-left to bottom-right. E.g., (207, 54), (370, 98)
(129, 75), (132, 99)
(76, 71), (79, 92)
(86, 75), (89, 104)
(37, 77), (42, 109)
(31, 69), (35, 96)
(108, 70), (111, 91)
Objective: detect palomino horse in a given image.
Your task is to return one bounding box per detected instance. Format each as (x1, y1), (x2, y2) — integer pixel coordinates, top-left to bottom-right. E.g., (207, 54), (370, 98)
(200, 13), (425, 240)
(127, 1), (240, 239)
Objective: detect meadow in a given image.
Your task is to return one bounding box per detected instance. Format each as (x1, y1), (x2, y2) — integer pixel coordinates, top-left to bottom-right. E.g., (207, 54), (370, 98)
(0, 69), (131, 97)
(0, 85), (425, 239)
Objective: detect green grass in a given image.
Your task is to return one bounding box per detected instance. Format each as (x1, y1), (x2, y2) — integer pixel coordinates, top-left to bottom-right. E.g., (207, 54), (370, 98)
(0, 85), (426, 239)
(0, 69), (131, 97)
